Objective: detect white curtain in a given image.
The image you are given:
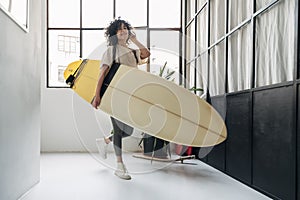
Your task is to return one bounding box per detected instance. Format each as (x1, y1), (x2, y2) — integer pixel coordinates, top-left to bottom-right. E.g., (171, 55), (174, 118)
(209, 0), (226, 96)
(228, 26), (253, 92)
(229, 0), (252, 29)
(255, 0), (295, 87)
(209, 0), (226, 44)
(196, 6), (208, 96)
(186, 0), (296, 96)
(197, 5), (208, 55)
(186, 20), (196, 89)
(256, 0), (273, 10)
(197, 53), (208, 97)
(209, 41), (226, 96)
(228, 0), (253, 93)
(187, 0), (195, 21)
(198, 0), (206, 9)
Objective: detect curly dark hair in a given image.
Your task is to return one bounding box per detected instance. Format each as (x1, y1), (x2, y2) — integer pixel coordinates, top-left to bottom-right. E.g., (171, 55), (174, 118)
(105, 18), (133, 46)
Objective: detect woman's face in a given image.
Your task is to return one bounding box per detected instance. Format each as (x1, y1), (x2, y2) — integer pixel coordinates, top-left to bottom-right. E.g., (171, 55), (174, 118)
(116, 23), (129, 41)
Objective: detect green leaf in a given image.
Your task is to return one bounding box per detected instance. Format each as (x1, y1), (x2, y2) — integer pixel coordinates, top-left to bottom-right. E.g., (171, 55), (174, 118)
(189, 86), (203, 92)
(165, 70), (175, 80)
(159, 61), (167, 77)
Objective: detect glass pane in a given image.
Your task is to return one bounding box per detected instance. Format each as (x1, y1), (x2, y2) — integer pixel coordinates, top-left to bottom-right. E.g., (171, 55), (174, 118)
(186, 0), (196, 22)
(256, 0), (273, 11)
(229, 0), (252, 30)
(196, 53), (208, 97)
(150, 31), (180, 84)
(255, 0), (295, 87)
(190, 0), (196, 15)
(48, 30), (80, 87)
(197, 0), (206, 12)
(196, 7), (207, 55)
(129, 29), (148, 71)
(82, 30), (106, 59)
(183, 63), (196, 89)
(128, 29), (148, 49)
(1, 0), (28, 28)
(209, 41), (226, 96)
(186, 21), (195, 62)
(228, 24), (252, 93)
(188, 61), (196, 90)
(209, 0), (226, 44)
(11, 0), (27, 26)
(116, 0), (147, 27)
(149, 0), (181, 28)
(82, 0), (113, 28)
(48, 0), (80, 28)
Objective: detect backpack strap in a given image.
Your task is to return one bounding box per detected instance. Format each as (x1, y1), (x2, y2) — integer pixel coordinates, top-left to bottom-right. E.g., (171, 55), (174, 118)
(113, 45), (117, 64)
(132, 49), (139, 64)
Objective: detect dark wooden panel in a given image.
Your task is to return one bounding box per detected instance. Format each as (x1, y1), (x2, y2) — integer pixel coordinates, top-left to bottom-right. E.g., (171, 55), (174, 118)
(211, 95), (227, 119)
(226, 93), (252, 184)
(298, 84), (300, 200)
(206, 143), (226, 171)
(206, 96), (226, 171)
(253, 86), (295, 200)
(198, 147), (211, 162)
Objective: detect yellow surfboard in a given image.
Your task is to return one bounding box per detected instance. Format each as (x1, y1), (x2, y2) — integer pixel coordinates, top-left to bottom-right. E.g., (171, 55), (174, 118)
(64, 59), (227, 147)
(64, 59), (100, 103)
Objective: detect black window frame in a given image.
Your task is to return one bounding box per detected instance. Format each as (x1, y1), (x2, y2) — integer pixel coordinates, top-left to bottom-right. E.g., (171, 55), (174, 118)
(183, 0), (298, 97)
(46, 0), (183, 88)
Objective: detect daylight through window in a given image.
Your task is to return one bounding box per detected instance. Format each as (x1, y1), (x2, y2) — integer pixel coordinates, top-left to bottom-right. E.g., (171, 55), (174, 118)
(47, 0), (181, 87)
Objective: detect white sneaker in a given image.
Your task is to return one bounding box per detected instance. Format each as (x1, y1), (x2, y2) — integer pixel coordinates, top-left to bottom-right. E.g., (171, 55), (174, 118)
(96, 138), (108, 159)
(114, 163), (131, 180)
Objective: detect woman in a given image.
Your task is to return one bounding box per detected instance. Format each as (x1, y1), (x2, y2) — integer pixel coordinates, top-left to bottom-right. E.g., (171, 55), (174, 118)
(92, 18), (150, 180)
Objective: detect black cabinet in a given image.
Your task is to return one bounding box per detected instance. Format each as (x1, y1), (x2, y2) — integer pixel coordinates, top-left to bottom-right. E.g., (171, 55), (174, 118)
(252, 86), (295, 200)
(203, 84), (298, 199)
(226, 93), (252, 184)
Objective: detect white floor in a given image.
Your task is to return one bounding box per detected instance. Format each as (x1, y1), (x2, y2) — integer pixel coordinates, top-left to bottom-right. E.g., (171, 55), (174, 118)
(20, 153), (271, 200)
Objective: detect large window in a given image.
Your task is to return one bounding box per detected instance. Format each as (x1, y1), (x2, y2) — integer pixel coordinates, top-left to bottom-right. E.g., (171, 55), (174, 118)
(0, 0), (29, 31)
(184, 0), (296, 97)
(47, 0), (181, 87)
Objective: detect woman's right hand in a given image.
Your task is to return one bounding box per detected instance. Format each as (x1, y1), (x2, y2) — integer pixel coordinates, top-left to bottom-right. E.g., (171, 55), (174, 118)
(129, 31), (137, 43)
(92, 95), (101, 109)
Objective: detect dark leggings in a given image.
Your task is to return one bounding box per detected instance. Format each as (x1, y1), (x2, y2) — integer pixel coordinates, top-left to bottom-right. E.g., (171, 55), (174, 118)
(108, 117), (134, 156)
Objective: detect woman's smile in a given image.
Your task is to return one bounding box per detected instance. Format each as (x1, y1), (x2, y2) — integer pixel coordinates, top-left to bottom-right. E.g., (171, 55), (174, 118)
(117, 24), (129, 39)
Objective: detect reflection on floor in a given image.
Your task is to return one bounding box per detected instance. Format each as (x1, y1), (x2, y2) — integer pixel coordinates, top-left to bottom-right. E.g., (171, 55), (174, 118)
(20, 153), (271, 200)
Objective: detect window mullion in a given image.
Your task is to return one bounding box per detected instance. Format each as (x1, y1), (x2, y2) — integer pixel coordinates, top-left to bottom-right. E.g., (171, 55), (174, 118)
(80, 0), (83, 58)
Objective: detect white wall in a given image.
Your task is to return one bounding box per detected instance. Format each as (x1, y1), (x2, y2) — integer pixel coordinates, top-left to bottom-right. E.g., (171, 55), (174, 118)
(40, 4), (143, 154)
(0, 0), (42, 199)
(41, 87), (142, 153)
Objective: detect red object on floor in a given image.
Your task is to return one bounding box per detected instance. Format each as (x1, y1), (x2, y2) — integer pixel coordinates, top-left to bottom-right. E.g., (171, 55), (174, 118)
(186, 146), (193, 155)
(175, 144), (183, 155)
(175, 144), (193, 156)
